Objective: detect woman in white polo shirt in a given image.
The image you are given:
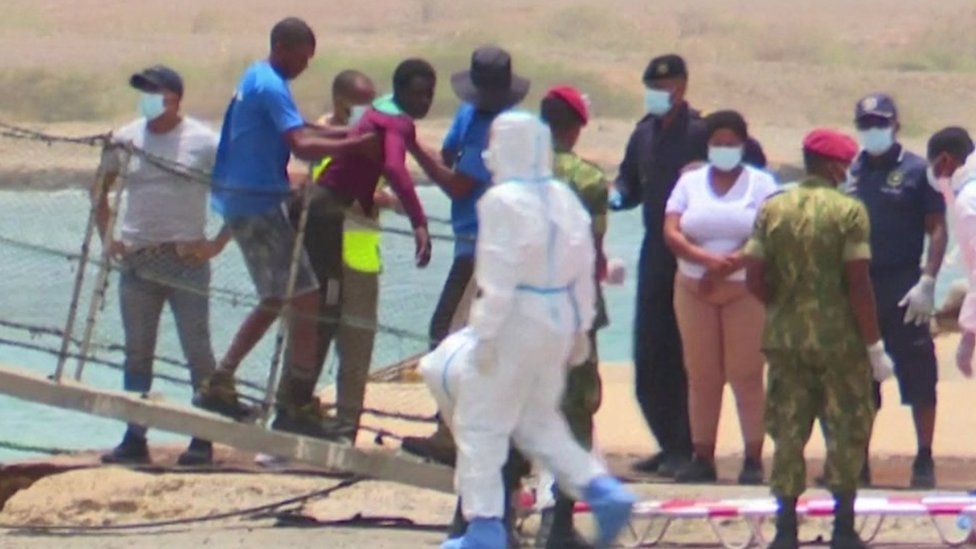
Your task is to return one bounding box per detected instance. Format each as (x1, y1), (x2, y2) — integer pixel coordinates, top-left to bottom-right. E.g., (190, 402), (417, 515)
(663, 110), (778, 484)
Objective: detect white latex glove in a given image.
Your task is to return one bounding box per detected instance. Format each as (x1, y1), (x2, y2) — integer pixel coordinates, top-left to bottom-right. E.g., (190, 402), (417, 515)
(957, 332), (975, 378)
(898, 274), (936, 326)
(867, 341), (895, 382)
(473, 337), (498, 373)
(567, 332), (592, 368)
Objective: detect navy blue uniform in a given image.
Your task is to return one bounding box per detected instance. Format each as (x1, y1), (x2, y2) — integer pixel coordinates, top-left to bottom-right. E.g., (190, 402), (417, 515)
(849, 144), (944, 407)
(615, 103), (765, 458)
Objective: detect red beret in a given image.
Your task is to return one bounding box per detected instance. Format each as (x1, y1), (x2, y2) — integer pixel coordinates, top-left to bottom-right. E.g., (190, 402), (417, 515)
(802, 129), (859, 163)
(545, 85), (589, 125)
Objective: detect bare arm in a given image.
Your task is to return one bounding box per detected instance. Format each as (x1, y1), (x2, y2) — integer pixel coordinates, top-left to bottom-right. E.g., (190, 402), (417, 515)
(284, 127), (378, 162)
(845, 259), (883, 345)
(924, 212), (948, 278)
(409, 142), (476, 199)
(92, 171), (119, 242)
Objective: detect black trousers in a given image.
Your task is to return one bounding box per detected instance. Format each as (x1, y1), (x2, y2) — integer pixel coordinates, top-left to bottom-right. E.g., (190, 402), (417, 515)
(428, 255), (475, 350)
(633, 236), (692, 457)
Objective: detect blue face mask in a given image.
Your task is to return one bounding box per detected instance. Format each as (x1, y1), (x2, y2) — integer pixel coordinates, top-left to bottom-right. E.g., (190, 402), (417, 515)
(858, 127), (895, 156)
(708, 146), (744, 172)
(138, 93), (166, 121)
(643, 88), (672, 116)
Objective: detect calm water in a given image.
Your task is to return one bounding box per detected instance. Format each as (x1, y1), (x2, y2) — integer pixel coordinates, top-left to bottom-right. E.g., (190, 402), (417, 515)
(0, 187), (961, 461)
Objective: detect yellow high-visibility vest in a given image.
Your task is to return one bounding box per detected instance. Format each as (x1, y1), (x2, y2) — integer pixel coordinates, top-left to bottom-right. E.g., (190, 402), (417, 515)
(312, 156), (383, 274)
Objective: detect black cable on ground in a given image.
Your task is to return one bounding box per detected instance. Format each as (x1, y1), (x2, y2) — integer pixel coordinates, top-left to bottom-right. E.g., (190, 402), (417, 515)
(0, 476), (363, 532)
(0, 439), (73, 456)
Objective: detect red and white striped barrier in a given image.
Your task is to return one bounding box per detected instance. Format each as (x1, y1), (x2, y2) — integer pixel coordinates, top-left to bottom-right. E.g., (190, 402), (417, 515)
(521, 494), (976, 548)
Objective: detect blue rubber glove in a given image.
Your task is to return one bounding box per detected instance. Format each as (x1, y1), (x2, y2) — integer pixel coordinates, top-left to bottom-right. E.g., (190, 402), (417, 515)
(440, 518), (505, 549)
(608, 188), (625, 211)
(585, 475), (636, 547)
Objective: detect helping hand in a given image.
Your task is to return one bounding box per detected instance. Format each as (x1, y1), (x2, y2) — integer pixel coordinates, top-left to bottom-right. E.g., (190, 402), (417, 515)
(567, 332), (592, 368)
(414, 225), (432, 268)
(898, 274), (936, 326)
(957, 332), (975, 378)
(867, 340), (895, 382)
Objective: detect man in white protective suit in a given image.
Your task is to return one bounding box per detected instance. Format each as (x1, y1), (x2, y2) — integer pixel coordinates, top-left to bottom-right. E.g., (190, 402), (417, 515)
(420, 111), (635, 549)
(926, 127), (976, 376)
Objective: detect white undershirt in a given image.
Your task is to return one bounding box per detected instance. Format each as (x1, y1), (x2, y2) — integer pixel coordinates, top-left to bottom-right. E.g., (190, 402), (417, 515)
(665, 165), (779, 281)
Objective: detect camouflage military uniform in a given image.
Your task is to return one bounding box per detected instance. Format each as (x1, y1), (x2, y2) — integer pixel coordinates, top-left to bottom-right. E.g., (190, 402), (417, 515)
(743, 176), (876, 497)
(555, 151), (608, 448)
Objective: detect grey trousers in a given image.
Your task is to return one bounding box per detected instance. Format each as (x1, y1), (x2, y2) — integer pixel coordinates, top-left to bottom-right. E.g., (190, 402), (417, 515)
(335, 265), (379, 432)
(118, 245), (217, 395)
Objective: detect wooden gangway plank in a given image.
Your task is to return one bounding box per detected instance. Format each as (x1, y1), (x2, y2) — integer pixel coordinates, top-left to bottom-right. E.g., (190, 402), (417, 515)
(0, 364), (453, 493)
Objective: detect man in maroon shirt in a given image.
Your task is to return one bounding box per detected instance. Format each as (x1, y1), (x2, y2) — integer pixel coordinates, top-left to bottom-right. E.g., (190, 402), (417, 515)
(289, 59), (438, 437)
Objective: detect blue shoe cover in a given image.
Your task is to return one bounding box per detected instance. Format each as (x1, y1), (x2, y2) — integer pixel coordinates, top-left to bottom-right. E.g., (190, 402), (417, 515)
(584, 475), (636, 547)
(440, 518), (506, 549)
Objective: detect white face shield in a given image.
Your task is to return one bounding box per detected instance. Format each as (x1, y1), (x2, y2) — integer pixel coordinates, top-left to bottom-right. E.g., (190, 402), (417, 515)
(482, 111), (553, 184)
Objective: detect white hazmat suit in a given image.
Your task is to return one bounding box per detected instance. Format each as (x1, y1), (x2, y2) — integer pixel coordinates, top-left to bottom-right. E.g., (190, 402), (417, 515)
(934, 154), (976, 374)
(425, 111), (608, 523)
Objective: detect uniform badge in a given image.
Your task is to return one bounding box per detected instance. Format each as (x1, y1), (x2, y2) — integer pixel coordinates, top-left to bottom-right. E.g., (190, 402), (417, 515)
(886, 170), (904, 187)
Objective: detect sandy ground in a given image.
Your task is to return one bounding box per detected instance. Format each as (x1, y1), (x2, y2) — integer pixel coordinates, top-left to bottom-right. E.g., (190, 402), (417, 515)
(1, 334), (975, 547)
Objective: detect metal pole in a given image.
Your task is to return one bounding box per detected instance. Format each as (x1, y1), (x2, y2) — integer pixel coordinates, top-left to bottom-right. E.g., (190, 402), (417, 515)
(73, 148), (131, 381)
(262, 168), (316, 424)
(54, 149), (110, 382)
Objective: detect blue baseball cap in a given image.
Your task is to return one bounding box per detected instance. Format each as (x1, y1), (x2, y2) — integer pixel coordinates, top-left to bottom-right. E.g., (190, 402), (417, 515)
(855, 93), (897, 122)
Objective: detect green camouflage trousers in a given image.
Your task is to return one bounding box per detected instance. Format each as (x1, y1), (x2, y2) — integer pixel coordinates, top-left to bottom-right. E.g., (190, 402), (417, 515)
(562, 331), (602, 450)
(765, 349), (875, 497)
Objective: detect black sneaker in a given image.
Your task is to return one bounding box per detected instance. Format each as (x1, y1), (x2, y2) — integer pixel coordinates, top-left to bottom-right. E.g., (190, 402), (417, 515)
(101, 432), (150, 465)
(177, 438), (213, 466)
(657, 453), (692, 479)
(738, 457), (764, 485)
(674, 457), (717, 483)
(910, 454), (936, 489)
(271, 404), (349, 442)
(631, 452), (667, 474)
(400, 434), (457, 467)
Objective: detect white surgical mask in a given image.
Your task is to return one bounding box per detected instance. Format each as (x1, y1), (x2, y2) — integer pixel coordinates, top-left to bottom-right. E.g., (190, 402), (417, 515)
(348, 105), (368, 127)
(138, 93), (166, 121)
(708, 146), (744, 172)
(858, 127), (895, 156)
(643, 88), (672, 116)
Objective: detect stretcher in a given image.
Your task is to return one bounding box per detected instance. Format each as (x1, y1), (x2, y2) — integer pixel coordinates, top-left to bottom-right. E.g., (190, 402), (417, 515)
(519, 493), (976, 548)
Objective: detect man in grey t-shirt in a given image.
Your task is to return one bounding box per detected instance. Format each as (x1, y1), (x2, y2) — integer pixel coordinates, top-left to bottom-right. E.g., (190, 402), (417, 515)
(95, 65), (227, 466)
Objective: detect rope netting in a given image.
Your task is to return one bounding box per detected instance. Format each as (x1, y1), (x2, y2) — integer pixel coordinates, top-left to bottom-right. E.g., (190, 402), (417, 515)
(0, 120), (464, 454)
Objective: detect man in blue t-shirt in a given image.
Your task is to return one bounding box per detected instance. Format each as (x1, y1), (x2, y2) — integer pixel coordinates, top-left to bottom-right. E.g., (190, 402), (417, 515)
(847, 93), (948, 488)
(400, 46), (530, 468)
(196, 17), (374, 440)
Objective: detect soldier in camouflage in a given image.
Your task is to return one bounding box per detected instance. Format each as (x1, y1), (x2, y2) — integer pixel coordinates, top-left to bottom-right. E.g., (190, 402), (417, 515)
(743, 129), (895, 549)
(536, 86), (609, 549)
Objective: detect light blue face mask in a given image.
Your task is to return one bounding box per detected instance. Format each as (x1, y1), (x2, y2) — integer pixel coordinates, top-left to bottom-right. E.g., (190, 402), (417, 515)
(858, 127), (895, 156)
(138, 93), (166, 121)
(708, 146), (744, 172)
(643, 88), (672, 116)
(348, 105), (368, 127)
